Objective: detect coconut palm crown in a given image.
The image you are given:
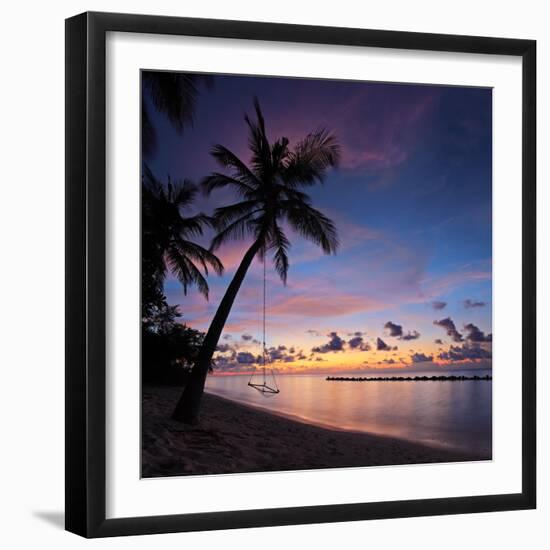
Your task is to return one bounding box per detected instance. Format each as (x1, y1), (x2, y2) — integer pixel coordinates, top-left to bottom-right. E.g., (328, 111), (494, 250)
(142, 164), (224, 304)
(205, 99), (341, 281)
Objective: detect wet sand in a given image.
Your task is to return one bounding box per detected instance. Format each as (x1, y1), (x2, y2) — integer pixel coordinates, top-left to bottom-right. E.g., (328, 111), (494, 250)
(142, 385), (490, 478)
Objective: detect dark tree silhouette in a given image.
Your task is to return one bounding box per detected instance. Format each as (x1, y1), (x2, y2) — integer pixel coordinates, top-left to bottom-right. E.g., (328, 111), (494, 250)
(142, 72), (212, 158)
(172, 99), (340, 423)
(142, 164), (224, 308)
(142, 301), (207, 386)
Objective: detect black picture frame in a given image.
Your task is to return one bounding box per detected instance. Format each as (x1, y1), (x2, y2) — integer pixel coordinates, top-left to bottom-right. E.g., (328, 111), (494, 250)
(65, 11), (536, 538)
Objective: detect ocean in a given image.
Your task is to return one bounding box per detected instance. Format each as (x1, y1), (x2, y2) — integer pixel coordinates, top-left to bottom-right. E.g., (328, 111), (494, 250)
(205, 371), (492, 454)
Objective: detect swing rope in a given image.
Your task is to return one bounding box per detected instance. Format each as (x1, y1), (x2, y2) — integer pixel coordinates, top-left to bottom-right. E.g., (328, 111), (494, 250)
(262, 252), (267, 385)
(247, 253), (279, 395)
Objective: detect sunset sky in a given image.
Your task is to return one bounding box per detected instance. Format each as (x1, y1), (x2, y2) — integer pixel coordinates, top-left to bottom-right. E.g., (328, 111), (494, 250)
(144, 72), (492, 374)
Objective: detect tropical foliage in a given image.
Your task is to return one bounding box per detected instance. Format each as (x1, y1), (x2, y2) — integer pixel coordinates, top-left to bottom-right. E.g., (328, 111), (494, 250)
(142, 164), (224, 306)
(142, 72), (212, 157)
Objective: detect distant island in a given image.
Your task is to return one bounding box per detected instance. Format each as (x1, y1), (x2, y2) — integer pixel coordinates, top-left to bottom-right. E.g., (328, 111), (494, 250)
(326, 374), (492, 382)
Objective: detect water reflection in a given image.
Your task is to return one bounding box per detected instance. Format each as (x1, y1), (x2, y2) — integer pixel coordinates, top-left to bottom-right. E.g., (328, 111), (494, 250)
(205, 373), (492, 453)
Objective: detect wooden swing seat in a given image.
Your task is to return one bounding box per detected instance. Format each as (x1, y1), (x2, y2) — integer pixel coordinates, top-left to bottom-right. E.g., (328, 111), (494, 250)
(247, 381), (280, 395)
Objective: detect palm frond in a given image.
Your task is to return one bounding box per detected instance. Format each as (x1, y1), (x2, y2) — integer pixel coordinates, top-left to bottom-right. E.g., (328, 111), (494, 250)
(178, 213), (212, 238)
(170, 179), (198, 207)
(244, 98), (272, 180)
(283, 129), (341, 187)
(201, 173), (257, 198)
(278, 185), (312, 204)
(209, 145), (261, 189)
(267, 223), (290, 284)
(210, 211), (262, 251)
(175, 239), (225, 276)
(166, 246), (210, 299)
(143, 72), (201, 133)
(142, 162), (159, 189)
(271, 137), (290, 168)
(213, 200), (262, 229)
(283, 201), (339, 254)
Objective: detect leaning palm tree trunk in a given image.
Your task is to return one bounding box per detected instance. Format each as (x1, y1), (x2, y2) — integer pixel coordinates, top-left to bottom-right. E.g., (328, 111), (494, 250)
(172, 238), (263, 423)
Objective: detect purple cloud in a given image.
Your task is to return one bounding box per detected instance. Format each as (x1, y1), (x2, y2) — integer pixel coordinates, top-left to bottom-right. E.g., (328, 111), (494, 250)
(348, 335), (372, 351)
(463, 299), (487, 309)
(385, 321), (420, 341)
(411, 352), (433, 363)
(401, 330), (420, 341)
(384, 321), (403, 337)
(463, 323), (492, 343)
(236, 352), (257, 364)
(312, 332), (346, 353)
(438, 343), (492, 362)
(376, 337), (396, 351)
(434, 317), (463, 342)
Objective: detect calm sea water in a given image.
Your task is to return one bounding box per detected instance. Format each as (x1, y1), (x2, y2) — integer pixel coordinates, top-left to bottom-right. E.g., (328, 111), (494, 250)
(205, 371), (492, 453)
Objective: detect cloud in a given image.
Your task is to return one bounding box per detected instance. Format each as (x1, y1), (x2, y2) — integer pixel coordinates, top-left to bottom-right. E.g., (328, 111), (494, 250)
(215, 343), (233, 353)
(384, 321), (403, 337)
(430, 300), (447, 310)
(376, 337), (396, 351)
(236, 352), (258, 364)
(434, 339), (443, 345)
(348, 335), (372, 351)
(213, 339), (310, 371)
(222, 334), (232, 340)
(312, 332), (345, 353)
(348, 336), (362, 348)
(463, 323), (492, 343)
(434, 317), (463, 342)
(264, 86), (437, 177)
(411, 352), (434, 363)
(212, 355), (241, 371)
(336, 88), (437, 172)
(266, 345), (288, 361)
(270, 293), (383, 317)
(384, 321), (420, 341)
(463, 299), (487, 309)
(241, 333), (253, 341)
(438, 343), (492, 362)
(401, 330), (420, 341)
(310, 329), (374, 354)
(306, 329), (320, 337)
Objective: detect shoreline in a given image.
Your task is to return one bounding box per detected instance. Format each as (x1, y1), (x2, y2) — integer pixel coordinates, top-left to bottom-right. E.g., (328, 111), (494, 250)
(204, 389), (469, 453)
(142, 385), (491, 478)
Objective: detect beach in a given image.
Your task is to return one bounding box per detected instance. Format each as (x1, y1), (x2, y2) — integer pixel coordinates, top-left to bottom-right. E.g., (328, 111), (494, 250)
(142, 385), (490, 478)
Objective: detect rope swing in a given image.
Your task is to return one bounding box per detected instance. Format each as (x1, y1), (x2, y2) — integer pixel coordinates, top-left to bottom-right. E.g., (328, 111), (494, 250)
(247, 254), (280, 396)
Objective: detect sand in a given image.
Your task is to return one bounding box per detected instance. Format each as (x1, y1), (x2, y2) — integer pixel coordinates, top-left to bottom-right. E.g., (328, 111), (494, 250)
(142, 385), (490, 478)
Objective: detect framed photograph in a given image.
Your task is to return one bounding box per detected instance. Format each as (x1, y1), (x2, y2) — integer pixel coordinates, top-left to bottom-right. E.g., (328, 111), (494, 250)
(65, 11), (536, 537)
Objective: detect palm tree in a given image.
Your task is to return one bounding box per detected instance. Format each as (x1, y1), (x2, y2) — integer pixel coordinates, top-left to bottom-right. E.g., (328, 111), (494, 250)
(142, 72), (212, 158)
(142, 164), (224, 308)
(172, 99), (340, 423)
